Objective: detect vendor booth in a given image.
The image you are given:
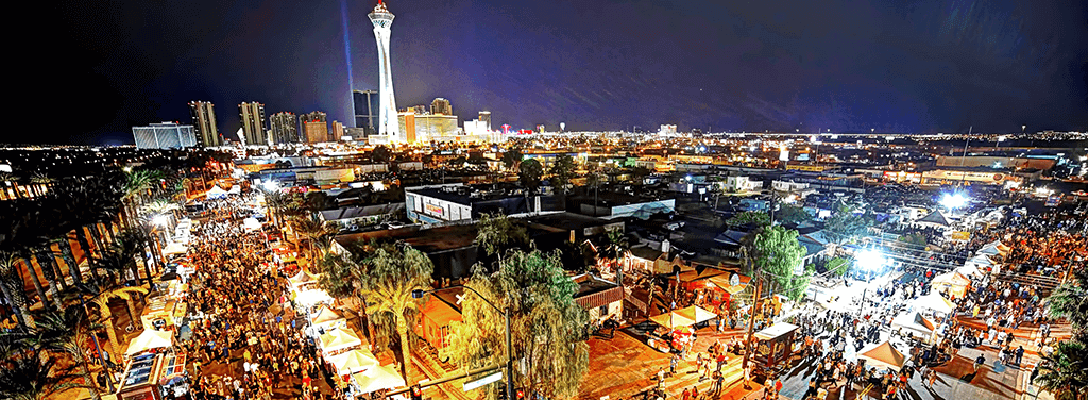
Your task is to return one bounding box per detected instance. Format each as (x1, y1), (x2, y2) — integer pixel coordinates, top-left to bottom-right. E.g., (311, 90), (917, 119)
(116, 352), (188, 400)
(320, 328), (363, 354)
(351, 365), (406, 394)
(327, 349), (380, 374)
(890, 312), (938, 344)
(125, 329), (174, 356)
(205, 185), (228, 199)
(751, 322), (799, 378)
(856, 342), (906, 371)
(910, 293), (956, 315)
(310, 305), (347, 333)
(930, 272), (971, 299)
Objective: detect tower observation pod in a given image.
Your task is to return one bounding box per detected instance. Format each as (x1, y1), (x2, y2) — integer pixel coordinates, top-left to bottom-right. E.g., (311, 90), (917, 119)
(369, 1), (399, 139)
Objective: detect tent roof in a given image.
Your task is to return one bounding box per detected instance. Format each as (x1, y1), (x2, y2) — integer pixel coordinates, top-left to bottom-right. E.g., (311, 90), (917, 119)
(891, 311), (936, 332)
(931, 271), (971, 286)
(917, 211), (951, 226)
(319, 328), (362, 352)
(328, 349), (379, 373)
(675, 305), (717, 324)
(912, 293), (956, 314)
(857, 342), (906, 371)
(125, 329), (174, 355)
(754, 322), (799, 340)
(709, 274), (751, 294)
(312, 306), (344, 324)
(649, 312), (696, 330)
(352, 365), (406, 393)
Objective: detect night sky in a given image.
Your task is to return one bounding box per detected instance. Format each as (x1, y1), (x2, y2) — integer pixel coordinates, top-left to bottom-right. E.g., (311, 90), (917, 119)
(32, 0), (1088, 145)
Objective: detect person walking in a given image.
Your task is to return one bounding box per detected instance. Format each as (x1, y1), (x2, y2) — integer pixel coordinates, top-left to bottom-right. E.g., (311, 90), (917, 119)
(974, 353), (986, 372)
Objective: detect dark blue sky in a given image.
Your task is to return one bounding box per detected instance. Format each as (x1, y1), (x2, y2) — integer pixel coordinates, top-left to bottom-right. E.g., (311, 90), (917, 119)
(32, 0), (1088, 145)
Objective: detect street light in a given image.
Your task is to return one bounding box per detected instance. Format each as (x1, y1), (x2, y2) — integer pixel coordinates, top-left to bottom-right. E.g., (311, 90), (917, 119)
(940, 193), (968, 212)
(854, 248), (886, 316)
(412, 286), (513, 400)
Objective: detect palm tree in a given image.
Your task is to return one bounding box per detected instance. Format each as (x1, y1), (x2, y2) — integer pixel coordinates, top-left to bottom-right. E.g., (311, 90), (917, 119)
(0, 347), (91, 400)
(87, 285), (149, 355)
(1035, 339), (1088, 400)
(290, 217), (334, 262)
(21, 308), (104, 400)
(0, 252), (35, 330)
(1048, 266), (1088, 335)
(17, 249), (50, 312)
(358, 243), (435, 382)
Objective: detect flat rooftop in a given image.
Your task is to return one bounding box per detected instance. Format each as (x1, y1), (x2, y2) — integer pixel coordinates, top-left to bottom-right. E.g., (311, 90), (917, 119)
(334, 224), (479, 254)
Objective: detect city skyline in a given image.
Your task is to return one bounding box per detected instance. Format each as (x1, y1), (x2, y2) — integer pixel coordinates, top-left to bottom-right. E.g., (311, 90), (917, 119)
(27, 0), (1088, 145)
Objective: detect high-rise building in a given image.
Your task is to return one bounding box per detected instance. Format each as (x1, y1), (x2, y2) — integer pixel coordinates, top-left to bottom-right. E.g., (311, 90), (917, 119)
(269, 112), (298, 144)
(331, 121), (345, 142)
(238, 102), (267, 146)
(430, 98), (452, 115)
(478, 111), (491, 131)
(352, 89), (377, 134)
(132, 122), (198, 149)
(370, 2), (399, 139)
(188, 101), (221, 147)
(300, 111), (328, 144)
(398, 112), (458, 145)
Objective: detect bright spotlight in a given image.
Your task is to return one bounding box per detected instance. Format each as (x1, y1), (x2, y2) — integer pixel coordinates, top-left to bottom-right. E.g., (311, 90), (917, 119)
(856, 248), (885, 271)
(940, 194), (967, 209)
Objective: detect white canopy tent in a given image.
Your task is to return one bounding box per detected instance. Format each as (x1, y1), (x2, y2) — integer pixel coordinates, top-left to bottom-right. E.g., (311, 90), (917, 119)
(243, 217), (262, 232)
(352, 365), (406, 393)
(205, 185), (228, 199)
(911, 293), (956, 315)
(890, 312), (937, 344)
(319, 328), (363, 353)
(125, 329), (174, 355)
(327, 349), (380, 373)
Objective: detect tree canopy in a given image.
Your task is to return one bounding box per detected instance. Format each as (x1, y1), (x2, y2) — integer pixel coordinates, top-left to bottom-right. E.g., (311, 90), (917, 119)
(725, 211), (771, 229)
(502, 148), (524, 169)
(775, 203), (811, 225)
(475, 213), (530, 257)
(744, 226), (808, 300)
(357, 243), (435, 381)
(549, 155), (577, 193)
(519, 159), (544, 195)
(823, 204), (874, 240)
(441, 249), (589, 399)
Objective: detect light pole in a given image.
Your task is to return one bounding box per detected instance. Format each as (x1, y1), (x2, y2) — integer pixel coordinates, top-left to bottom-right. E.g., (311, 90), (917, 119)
(854, 248), (885, 317)
(413, 285), (513, 400)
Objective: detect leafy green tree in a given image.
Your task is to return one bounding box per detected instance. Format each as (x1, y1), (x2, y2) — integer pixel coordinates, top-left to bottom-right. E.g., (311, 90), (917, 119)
(549, 155), (577, 194)
(289, 217), (335, 261)
(725, 211), (771, 229)
(358, 243), (435, 382)
(475, 213), (529, 257)
(598, 227), (629, 269)
(823, 257), (850, 277)
(744, 226), (807, 300)
(776, 204), (811, 225)
(502, 148), (524, 169)
(519, 159), (544, 195)
(631, 166), (652, 183)
(897, 234), (928, 247)
(441, 250), (589, 400)
(1035, 340), (1088, 400)
(824, 205), (874, 241)
(371, 145), (392, 163)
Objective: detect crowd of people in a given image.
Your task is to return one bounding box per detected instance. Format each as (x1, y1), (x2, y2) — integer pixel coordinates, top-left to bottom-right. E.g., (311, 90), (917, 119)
(176, 198), (339, 400)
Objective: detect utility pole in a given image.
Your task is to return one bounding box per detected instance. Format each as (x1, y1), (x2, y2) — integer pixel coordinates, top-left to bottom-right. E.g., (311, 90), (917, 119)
(742, 277), (763, 373)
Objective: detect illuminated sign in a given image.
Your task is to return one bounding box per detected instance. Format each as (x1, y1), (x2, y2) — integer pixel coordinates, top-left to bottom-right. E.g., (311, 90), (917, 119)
(425, 204), (444, 216)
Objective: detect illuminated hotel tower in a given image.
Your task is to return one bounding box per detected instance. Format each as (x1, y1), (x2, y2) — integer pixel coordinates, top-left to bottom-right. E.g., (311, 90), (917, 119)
(369, 1), (399, 140)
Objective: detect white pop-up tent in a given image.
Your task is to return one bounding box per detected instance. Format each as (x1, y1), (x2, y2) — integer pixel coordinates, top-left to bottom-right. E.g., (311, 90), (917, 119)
(911, 293), (956, 315)
(125, 329), (174, 355)
(891, 311), (938, 344)
(352, 365), (406, 393)
(328, 349), (380, 373)
(320, 328), (363, 353)
(205, 185), (228, 199)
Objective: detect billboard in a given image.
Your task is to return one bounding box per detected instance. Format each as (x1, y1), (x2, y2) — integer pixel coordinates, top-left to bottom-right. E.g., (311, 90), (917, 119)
(425, 204), (444, 217)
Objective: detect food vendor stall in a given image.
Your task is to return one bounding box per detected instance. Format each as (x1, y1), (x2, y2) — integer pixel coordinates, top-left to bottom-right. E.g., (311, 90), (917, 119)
(750, 322), (799, 379)
(116, 352), (188, 400)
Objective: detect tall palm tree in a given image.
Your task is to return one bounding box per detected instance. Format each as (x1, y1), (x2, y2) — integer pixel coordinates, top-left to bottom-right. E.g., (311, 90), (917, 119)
(290, 217), (334, 262)
(20, 308), (104, 400)
(358, 243), (435, 382)
(87, 285), (149, 355)
(0, 347), (91, 400)
(1035, 339), (1088, 400)
(0, 252), (35, 330)
(17, 249), (50, 312)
